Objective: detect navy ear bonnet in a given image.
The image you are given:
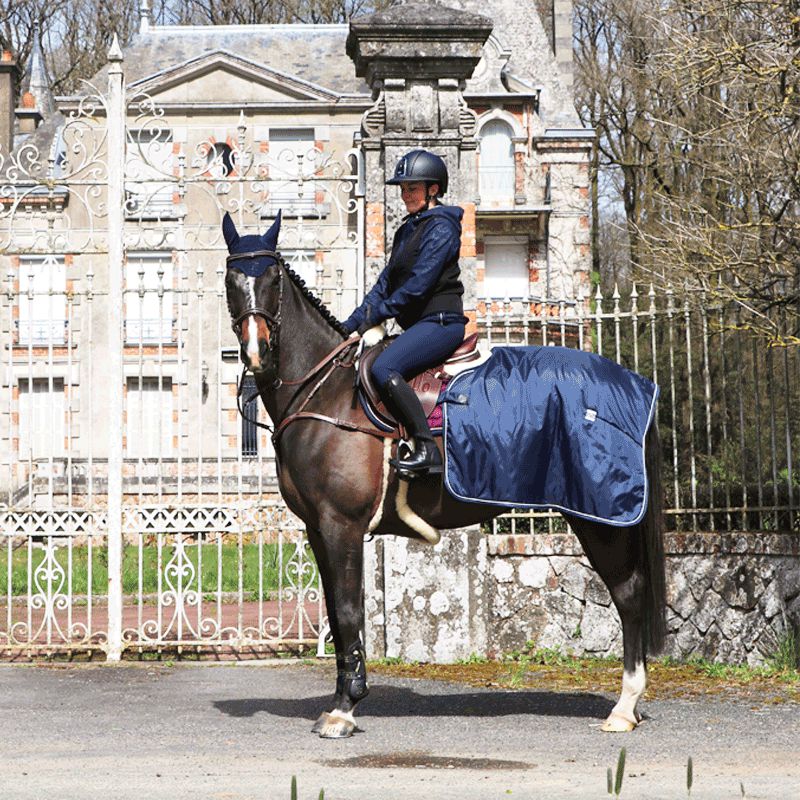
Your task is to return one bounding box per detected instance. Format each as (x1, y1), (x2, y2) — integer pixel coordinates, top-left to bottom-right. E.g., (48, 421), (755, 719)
(223, 211), (282, 277)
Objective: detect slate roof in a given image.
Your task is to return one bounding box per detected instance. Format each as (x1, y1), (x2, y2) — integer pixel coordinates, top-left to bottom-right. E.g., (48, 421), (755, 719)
(87, 24), (370, 99)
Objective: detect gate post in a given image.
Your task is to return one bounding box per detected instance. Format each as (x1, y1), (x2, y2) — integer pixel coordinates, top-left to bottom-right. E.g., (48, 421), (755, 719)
(347, 5), (493, 662)
(105, 35), (126, 662)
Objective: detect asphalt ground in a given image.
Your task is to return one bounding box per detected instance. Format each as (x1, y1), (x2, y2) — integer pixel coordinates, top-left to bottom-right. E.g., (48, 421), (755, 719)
(0, 660), (797, 800)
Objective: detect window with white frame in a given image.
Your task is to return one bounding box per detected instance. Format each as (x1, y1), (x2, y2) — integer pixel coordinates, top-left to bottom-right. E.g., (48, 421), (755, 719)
(266, 128), (318, 217)
(125, 253), (174, 344)
(479, 119), (515, 206)
(281, 249), (318, 290)
(18, 378), (65, 459)
(18, 255), (66, 345)
(126, 127), (175, 219)
(482, 236), (529, 298)
(125, 376), (173, 458)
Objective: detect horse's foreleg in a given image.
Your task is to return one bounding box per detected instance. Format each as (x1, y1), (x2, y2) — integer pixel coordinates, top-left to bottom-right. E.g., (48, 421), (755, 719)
(571, 522), (647, 732)
(307, 523), (368, 739)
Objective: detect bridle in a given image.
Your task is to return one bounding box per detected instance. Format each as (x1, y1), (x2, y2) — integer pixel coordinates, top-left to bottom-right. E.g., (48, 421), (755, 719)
(227, 247), (376, 444)
(227, 249), (283, 339)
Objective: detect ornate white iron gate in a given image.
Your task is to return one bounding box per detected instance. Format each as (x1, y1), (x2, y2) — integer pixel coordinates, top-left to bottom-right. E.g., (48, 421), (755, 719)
(0, 42), (363, 658)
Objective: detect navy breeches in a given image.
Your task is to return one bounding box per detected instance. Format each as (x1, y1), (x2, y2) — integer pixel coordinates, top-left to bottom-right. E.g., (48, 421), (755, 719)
(371, 313), (467, 387)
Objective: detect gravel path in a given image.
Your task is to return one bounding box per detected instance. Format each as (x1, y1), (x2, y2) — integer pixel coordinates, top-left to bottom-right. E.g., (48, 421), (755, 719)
(1, 660), (797, 799)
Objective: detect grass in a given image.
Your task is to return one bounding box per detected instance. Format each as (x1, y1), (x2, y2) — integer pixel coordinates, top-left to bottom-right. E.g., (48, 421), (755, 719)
(369, 644), (800, 702)
(0, 542), (317, 599)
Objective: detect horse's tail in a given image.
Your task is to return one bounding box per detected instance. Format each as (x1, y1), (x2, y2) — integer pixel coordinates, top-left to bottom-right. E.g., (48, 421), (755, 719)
(642, 422), (667, 656)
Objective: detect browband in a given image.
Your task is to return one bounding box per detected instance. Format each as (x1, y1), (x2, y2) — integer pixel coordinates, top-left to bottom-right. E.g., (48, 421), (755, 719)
(226, 250), (279, 265)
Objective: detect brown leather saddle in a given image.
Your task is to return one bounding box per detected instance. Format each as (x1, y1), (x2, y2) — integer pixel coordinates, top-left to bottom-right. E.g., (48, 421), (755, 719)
(358, 332), (480, 430)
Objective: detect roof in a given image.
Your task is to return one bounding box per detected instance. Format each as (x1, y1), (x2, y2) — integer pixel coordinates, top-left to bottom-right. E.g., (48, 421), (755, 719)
(86, 24), (370, 99)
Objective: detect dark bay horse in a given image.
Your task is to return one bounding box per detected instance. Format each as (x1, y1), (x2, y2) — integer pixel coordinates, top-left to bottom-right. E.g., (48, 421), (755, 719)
(222, 213), (667, 738)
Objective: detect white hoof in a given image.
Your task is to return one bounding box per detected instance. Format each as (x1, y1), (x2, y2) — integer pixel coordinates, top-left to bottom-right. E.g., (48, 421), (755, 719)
(317, 709), (357, 739)
(311, 712), (330, 734)
(600, 712), (639, 733)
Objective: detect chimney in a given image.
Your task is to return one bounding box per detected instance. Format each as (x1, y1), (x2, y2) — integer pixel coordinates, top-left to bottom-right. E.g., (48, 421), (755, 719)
(0, 50), (16, 153)
(552, 0), (574, 92)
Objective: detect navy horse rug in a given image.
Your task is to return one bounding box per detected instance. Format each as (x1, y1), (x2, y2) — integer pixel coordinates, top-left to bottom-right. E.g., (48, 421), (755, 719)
(441, 346), (659, 526)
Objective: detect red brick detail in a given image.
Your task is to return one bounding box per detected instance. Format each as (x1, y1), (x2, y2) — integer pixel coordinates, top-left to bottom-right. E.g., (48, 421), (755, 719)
(460, 202), (476, 258)
(366, 202), (385, 259)
(464, 309), (478, 335)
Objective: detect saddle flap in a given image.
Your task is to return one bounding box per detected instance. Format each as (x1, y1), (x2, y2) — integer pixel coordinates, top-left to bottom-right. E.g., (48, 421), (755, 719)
(358, 339), (443, 428)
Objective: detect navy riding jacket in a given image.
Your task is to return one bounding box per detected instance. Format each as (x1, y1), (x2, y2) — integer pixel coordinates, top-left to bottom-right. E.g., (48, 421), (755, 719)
(342, 204), (464, 333)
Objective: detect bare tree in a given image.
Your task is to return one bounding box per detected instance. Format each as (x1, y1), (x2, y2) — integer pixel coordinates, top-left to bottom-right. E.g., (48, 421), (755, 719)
(575, 0), (800, 344)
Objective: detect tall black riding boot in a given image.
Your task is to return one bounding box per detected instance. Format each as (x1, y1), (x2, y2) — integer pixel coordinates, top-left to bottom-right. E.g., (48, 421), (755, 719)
(380, 371), (443, 478)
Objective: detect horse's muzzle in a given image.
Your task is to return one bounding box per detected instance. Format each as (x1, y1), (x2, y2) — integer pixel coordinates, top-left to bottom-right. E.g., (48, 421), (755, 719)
(240, 338), (270, 373)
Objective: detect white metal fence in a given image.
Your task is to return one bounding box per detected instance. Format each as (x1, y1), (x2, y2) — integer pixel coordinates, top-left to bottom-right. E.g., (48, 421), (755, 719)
(1, 46), (361, 658)
(478, 285), (799, 534)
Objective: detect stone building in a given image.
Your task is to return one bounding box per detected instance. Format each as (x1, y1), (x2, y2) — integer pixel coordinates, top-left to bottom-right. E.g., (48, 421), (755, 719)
(0, 1), (589, 505)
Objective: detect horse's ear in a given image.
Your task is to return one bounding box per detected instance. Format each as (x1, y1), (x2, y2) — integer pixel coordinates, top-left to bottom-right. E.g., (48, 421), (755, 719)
(261, 209), (281, 251)
(222, 212), (239, 250)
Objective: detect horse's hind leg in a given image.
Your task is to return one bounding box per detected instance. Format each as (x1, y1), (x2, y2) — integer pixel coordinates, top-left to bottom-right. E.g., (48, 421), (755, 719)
(570, 521), (647, 732)
(306, 522), (368, 739)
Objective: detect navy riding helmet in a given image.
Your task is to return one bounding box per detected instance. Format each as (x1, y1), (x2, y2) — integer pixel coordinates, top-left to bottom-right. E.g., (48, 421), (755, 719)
(386, 150), (449, 196)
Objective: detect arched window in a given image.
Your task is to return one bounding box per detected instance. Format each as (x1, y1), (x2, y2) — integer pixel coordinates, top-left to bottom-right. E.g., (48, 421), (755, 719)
(479, 119), (515, 205)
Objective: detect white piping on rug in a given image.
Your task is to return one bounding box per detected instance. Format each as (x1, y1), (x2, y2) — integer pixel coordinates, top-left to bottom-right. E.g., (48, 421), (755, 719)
(367, 437), (392, 534)
(396, 479), (440, 545)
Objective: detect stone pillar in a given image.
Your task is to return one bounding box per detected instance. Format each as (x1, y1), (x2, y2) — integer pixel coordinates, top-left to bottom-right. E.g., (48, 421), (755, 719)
(552, 0), (574, 94)
(365, 528), (490, 662)
(349, 4), (493, 662)
(0, 51), (17, 154)
(347, 2), (492, 323)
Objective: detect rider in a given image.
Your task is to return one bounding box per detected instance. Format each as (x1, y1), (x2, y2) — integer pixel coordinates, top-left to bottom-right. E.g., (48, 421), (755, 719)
(341, 150), (467, 477)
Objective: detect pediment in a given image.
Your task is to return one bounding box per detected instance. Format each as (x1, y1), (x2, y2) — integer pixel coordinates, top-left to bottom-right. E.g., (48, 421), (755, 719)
(130, 51), (340, 104)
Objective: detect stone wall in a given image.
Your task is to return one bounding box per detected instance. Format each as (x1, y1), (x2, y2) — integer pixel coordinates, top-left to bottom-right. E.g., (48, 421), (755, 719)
(364, 530), (800, 666)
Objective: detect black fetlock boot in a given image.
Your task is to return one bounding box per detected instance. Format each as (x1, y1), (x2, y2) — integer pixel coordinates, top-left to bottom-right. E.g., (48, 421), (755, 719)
(380, 372), (443, 478)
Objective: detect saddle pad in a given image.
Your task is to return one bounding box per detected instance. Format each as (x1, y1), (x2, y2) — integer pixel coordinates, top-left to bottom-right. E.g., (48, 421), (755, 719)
(441, 346), (659, 526)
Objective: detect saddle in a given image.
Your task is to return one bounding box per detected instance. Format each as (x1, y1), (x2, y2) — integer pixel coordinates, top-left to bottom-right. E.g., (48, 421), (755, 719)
(358, 332), (481, 430)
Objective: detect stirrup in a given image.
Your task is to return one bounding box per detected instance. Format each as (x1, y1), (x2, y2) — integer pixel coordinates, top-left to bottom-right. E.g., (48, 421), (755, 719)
(390, 440), (443, 480)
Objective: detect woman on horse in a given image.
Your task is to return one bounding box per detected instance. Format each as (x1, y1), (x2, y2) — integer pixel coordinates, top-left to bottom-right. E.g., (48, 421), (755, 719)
(341, 149), (467, 478)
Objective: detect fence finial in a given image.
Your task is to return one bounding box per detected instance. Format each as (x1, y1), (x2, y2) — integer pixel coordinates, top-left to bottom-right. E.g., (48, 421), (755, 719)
(107, 34), (123, 63)
(140, 0), (152, 35)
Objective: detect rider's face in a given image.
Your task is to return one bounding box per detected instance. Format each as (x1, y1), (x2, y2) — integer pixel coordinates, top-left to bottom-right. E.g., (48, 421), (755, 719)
(400, 181), (438, 214)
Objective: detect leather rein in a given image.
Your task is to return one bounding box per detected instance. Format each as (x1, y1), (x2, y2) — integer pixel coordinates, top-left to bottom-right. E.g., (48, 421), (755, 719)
(229, 250), (393, 445)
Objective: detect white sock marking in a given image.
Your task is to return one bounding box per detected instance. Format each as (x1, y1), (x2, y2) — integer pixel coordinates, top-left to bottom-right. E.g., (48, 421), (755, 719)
(610, 661), (646, 723)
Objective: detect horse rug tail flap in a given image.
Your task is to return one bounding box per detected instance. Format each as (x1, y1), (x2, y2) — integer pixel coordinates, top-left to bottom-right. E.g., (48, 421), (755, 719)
(440, 346), (659, 526)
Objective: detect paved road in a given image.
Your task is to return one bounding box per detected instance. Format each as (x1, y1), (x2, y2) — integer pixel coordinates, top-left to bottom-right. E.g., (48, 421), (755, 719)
(0, 660), (797, 799)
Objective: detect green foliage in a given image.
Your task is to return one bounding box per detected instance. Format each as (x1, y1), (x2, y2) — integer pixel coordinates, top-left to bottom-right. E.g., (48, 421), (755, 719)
(0, 542), (314, 598)
(613, 748), (626, 797)
(686, 756), (693, 797)
(765, 627), (800, 672)
(288, 775), (324, 799)
(457, 652), (490, 665)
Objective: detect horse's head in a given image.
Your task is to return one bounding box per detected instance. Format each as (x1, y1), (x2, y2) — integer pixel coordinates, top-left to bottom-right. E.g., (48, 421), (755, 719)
(223, 211), (282, 373)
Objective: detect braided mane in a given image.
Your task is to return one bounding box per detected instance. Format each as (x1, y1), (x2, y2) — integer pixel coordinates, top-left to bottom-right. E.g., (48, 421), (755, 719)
(279, 255), (349, 337)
